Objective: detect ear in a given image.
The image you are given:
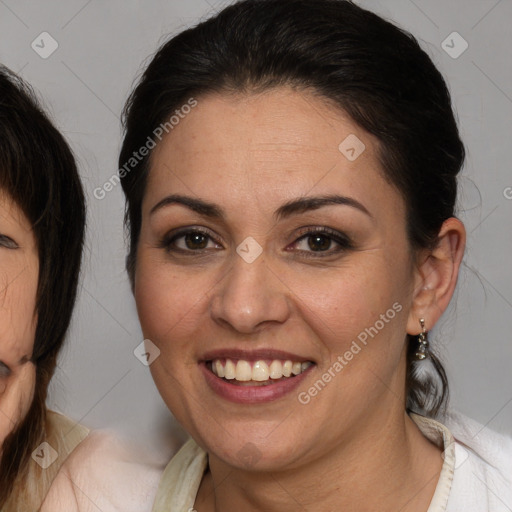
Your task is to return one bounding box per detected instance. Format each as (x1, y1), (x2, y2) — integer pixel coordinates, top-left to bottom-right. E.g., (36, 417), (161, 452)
(407, 217), (466, 335)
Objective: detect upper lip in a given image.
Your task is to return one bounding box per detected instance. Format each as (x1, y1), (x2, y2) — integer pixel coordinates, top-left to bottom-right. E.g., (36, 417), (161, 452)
(201, 348), (314, 363)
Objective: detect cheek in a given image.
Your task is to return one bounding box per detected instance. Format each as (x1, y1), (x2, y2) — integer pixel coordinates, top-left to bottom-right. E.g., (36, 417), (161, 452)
(291, 262), (396, 323)
(284, 256), (411, 367)
(135, 257), (202, 341)
(134, 259), (206, 416)
(134, 254), (214, 377)
(0, 270), (38, 358)
(285, 266), (410, 421)
(0, 271), (38, 449)
(0, 362), (36, 449)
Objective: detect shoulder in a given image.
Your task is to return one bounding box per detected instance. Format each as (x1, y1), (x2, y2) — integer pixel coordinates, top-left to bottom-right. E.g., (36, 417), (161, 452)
(443, 411), (512, 511)
(444, 410), (512, 475)
(46, 409), (90, 455)
(41, 428), (164, 512)
(2, 410), (89, 512)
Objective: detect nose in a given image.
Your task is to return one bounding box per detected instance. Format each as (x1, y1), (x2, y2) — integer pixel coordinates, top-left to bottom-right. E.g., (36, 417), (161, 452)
(210, 255), (291, 334)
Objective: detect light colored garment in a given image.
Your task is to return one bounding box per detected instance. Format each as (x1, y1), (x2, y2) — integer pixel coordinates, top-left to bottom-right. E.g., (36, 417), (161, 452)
(443, 411), (512, 512)
(152, 412), (512, 511)
(2, 409), (89, 512)
(40, 425), (164, 512)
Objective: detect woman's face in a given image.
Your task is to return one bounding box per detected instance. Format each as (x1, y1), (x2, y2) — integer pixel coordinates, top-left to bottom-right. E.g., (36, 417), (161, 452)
(135, 88), (422, 471)
(0, 191), (38, 448)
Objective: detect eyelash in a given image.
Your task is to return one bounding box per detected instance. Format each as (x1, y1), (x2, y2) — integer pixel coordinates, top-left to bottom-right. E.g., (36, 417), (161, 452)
(293, 226), (354, 257)
(159, 226), (354, 258)
(0, 235), (18, 249)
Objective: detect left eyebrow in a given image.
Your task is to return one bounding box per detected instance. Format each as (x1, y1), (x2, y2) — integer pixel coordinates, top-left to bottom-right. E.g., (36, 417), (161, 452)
(274, 194), (373, 221)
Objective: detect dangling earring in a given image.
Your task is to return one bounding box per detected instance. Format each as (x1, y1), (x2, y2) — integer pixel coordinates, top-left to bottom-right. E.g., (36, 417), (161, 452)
(415, 318), (429, 360)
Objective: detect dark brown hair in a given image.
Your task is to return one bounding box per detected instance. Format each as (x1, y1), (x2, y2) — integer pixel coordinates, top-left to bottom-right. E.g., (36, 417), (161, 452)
(119, 0), (464, 417)
(0, 66), (86, 505)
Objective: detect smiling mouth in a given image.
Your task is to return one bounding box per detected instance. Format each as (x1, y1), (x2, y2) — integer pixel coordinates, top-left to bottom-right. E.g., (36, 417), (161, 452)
(207, 358), (314, 386)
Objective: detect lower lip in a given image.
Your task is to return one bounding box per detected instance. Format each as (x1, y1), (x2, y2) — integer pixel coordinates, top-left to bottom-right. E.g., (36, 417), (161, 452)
(200, 363), (313, 404)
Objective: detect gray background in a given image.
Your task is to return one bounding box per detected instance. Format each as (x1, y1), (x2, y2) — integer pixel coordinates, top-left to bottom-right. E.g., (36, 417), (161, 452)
(0, 0), (510, 458)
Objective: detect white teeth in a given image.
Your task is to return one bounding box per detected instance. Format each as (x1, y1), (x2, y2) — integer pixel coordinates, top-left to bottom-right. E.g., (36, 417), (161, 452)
(210, 358), (312, 382)
(282, 360), (293, 377)
(269, 360), (283, 379)
(224, 359), (236, 380)
(235, 360), (252, 381)
(215, 360), (225, 378)
(292, 362), (302, 375)
(252, 361), (269, 381)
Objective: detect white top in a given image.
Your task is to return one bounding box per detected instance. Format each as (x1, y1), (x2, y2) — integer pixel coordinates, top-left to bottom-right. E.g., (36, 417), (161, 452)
(151, 412), (512, 512)
(41, 428), (164, 512)
(3, 410), (89, 511)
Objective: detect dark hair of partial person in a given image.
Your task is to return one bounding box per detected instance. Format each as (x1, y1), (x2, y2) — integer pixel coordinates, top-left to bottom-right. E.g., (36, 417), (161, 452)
(119, 0), (464, 418)
(0, 66), (86, 506)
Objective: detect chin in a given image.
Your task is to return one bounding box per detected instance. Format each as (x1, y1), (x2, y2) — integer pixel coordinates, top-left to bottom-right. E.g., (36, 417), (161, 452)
(198, 426), (307, 472)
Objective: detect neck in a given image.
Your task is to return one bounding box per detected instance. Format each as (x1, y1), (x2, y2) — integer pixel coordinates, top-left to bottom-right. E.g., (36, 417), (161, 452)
(195, 407), (443, 512)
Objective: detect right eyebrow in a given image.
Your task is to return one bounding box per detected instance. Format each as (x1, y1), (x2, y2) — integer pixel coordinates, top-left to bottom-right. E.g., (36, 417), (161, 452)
(150, 194), (224, 219)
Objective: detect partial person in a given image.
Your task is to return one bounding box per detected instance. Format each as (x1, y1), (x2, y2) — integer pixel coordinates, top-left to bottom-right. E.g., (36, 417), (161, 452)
(0, 65), (88, 511)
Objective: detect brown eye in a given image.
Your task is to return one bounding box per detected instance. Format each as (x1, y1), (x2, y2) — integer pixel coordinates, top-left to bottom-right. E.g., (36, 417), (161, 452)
(307, 234), (332, 251)
(159, 228), (223, 254)
(292, 227), (354, 256)
(184, 232), (209, 250)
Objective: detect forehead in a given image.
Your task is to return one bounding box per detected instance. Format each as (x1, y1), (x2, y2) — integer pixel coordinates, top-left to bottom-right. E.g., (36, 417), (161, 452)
(145, 87), (403, 219)
(151, 87), (371, 168)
